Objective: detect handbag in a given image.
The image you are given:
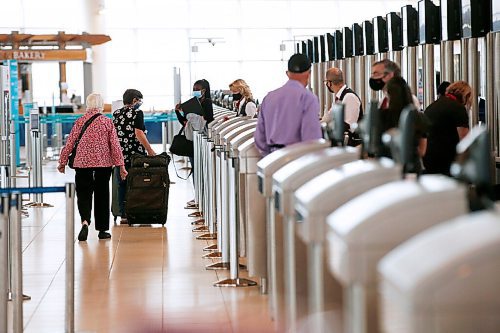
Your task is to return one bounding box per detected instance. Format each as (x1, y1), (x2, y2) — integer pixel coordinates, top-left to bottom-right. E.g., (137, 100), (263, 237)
(67, 113), (102, 169)
(169, 126), (193, 157)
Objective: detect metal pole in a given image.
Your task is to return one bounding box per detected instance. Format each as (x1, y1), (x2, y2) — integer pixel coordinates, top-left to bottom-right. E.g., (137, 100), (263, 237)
(10, 193), (23, 333)
(461, 39), (469, 82)
(407, 47), (418, 96)
(423, 44), (435, 109)
(356, 56), (366, 110)
(468, 38), (479, 127)
(0, 66), (9, 166)
(486, 33), (497, 156)
(9, 118), (16, 188)
(161, 121), (168, 153)
(0, 195), (8, 333)
(65, 183), (75, 333)
(24, 120), (32, 171)
(494, 33), (500, 159)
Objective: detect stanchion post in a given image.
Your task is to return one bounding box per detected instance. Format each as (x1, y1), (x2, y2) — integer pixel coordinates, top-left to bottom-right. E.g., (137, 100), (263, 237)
(0, 195), (9, 333)
(10, 193), (23, 333)
(162, 120), (168, 153)
(65, 183), (75, 333)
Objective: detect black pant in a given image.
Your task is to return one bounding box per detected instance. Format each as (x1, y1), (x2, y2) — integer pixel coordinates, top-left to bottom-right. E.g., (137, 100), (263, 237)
(75, 167), (113, 231)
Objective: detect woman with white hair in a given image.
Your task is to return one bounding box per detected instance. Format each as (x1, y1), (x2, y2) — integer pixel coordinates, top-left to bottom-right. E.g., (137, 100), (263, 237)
(58, 93), (127, 241)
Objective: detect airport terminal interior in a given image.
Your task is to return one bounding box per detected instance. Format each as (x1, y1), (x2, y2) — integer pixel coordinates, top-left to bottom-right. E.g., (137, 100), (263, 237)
(1, 0), (500, 332)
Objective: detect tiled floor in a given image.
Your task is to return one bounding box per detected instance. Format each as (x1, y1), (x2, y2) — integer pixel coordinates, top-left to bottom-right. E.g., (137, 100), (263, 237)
(12, 149), (276, 333)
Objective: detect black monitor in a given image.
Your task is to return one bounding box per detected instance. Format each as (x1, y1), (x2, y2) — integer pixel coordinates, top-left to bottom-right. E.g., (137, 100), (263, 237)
(313, 36), (320, 63)
(326, 33), (335, 60)
(397, 106), (417, 173)
(334, 30), (343, 59)
(451, 126), (494, 209)
(418, 0), (441, 44)
(494, 0), (500, 32)
(462, 0), (491, 38)
(363, 20), (375, 55)
(330, 104), (346, 147)
(352, 23), (364, 56)
(343, 27), (353, 58)
(387, 12), (404, 51)
(55, 105), (74, 113)
(402, 5), (419, 46)
(373, 16), (389, 53)
(307, 39), (314, 62)
(295, 42), (300, 53)
(301, 41), (307, 55)
(441, 0), (463, 40)
(359, 101), (382, 157)
(320, 35), (326, 62)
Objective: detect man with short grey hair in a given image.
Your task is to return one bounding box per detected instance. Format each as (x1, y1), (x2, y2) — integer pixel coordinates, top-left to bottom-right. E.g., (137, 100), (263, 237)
(370, 59), (420, 109)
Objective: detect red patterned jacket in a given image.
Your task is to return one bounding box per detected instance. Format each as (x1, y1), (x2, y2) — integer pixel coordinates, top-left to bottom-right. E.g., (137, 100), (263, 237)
(59, 108), (124, 168)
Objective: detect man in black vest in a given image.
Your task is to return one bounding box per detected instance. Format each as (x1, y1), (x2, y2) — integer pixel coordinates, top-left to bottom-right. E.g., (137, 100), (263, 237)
(322, 67), (363, 145)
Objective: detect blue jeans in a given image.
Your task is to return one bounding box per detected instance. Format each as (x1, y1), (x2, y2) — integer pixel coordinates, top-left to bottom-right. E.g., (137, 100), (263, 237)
(115, 167), (127, 217)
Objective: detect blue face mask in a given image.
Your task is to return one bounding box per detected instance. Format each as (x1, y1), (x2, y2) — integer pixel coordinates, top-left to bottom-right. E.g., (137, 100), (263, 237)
(192, 90), (202, 98)
(132, 101), (143, 110)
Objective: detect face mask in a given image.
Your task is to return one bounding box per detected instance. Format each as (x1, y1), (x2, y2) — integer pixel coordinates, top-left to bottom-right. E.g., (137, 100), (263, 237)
(369, 77), (385, 91)
(192, 90), (202, 98)
(232, 93), (242, 100)
(132, 101), (143, 110)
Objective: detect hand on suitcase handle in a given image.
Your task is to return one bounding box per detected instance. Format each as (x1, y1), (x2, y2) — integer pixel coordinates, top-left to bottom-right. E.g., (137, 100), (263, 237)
(119, 165), (128, 180)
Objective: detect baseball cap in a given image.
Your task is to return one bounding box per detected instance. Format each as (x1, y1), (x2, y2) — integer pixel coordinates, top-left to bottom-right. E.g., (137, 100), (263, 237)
(288, 53), (311, 73)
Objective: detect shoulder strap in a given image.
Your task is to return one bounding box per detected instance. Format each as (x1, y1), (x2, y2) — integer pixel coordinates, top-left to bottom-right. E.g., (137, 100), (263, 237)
(339, 87), (364, 121)
(71, 113), (102, 156)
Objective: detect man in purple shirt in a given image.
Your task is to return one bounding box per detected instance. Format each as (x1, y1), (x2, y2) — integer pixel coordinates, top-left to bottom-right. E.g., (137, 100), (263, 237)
(254, 53), (323, 156)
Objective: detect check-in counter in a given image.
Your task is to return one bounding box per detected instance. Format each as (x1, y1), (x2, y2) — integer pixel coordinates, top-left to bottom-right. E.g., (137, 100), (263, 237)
(293, 158), (401, 332)
(378, 211), (500, 333)
(238, 138), (266, 283)
(256, 140), (331, 317)
(214, 124), (259, 287)
(208, 117), (248, 269)
(271, 146), (359, 332)
(221, 122), (257, 254)
(327, 175), (468, 333)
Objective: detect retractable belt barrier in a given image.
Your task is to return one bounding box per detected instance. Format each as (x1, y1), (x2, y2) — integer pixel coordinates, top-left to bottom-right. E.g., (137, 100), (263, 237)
(0, 184), (75, 333)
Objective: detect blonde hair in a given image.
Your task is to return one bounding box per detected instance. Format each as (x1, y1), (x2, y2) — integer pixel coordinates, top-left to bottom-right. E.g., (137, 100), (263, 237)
(446, 81), (473, 109)
(86, 93), (104, 110)
(229, 79), (253, 100)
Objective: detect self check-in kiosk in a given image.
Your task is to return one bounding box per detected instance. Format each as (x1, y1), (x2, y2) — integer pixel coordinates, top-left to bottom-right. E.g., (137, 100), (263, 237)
(326, 107), (470, 333)
(376, 126), (498, 333)
(291, 102), (402, 332)
(214, 120), (258, 287)
(271, 105), (359, 332)
(379, 210), (500, 333)
(256, 139), (330, 320)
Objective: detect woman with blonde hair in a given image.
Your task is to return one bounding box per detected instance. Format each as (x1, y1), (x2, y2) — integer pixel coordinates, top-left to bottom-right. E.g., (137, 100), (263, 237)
(229, 79), (257, 117)
(423, 80), (472, 175)
(58, 93), (127, 241)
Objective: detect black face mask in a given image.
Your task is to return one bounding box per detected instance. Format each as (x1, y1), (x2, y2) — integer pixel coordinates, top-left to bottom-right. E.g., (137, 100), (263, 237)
(232, 93), (242, 100)
(369, 77), (385, 91)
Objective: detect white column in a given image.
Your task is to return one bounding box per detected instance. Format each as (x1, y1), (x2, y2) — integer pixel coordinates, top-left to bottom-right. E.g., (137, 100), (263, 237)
(84, 0), (108, 101)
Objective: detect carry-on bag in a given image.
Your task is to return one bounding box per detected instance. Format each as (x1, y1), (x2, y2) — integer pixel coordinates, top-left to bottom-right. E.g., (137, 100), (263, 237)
(125, 153), (171, 225)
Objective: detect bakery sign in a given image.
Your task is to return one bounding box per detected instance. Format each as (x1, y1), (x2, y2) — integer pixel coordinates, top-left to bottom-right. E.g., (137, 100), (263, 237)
(0, 50), (87, 61)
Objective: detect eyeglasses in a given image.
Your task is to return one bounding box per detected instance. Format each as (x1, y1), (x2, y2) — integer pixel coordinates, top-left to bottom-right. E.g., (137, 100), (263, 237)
(323, 80), (332, 85)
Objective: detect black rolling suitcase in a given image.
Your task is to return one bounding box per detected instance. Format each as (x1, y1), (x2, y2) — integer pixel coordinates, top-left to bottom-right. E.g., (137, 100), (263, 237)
(125, 153), (171, 226)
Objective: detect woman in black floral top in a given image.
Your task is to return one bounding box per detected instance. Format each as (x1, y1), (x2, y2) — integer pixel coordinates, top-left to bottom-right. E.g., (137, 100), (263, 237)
(113, 89), (155, 224)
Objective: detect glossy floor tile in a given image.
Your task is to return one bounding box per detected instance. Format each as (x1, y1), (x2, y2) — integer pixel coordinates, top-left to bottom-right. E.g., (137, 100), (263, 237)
(8, 149), (275, 333)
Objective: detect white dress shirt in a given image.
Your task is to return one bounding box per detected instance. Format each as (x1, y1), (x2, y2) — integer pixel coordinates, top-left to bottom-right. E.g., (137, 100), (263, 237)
(321, 85), (361, 132)
(237, 97), (257, 118)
